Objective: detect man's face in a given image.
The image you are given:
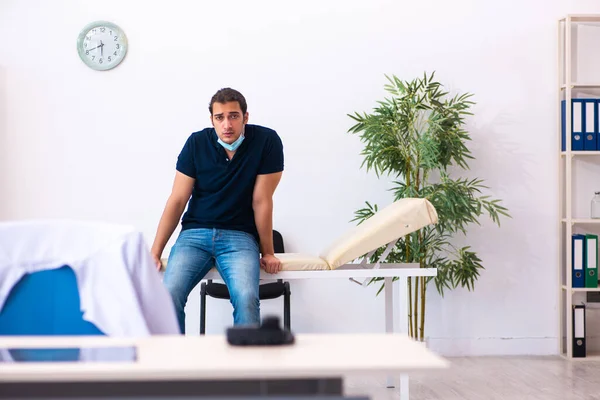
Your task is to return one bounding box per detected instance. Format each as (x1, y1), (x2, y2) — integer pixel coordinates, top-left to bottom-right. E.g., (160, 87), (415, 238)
(211, 101), (248, 144)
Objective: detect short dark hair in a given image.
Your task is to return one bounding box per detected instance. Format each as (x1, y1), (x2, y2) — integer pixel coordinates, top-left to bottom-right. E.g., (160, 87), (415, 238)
(209, 88), (247, 115)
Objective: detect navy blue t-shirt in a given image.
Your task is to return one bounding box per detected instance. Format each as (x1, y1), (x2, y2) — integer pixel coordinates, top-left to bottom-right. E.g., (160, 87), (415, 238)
(176, 124), (284, 240)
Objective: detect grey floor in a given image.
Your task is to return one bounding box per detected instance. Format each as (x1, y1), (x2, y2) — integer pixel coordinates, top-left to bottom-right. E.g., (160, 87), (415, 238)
(344, 356), (600, 400)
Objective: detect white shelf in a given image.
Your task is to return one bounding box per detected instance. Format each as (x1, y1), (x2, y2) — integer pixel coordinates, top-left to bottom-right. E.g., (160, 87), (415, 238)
(561, 219), (600, 224)
(567, 14), (600, 23)
(562, 285), (600, 292)
(561, 151), (600, 156)
(560, 83), (600, 89)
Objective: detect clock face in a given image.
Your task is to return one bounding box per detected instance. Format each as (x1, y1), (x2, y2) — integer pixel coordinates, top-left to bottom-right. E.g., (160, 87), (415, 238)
(77, 21), (127, 71)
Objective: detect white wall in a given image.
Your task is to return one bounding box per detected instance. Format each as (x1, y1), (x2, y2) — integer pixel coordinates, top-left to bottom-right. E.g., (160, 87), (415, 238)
(3, 0), (600, 356)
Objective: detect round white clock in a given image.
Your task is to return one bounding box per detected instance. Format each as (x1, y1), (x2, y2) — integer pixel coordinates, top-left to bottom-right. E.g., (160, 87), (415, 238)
(77, 21), (128, 71)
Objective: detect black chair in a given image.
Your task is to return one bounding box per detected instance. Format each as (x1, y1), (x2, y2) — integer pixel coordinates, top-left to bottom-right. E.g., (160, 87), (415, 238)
(199, 230), (291, 334)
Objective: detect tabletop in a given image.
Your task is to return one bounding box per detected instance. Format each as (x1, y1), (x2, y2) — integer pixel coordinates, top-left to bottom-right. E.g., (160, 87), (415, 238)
(0, 333), (448, 382)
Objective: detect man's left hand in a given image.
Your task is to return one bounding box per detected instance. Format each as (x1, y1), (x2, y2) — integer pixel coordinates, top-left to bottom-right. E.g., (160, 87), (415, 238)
(261, 254), (281, 274)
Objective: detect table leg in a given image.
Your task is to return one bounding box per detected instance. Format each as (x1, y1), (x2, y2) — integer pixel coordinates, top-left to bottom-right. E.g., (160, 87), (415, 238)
(384, 277), (395, 388)
(397, 277), (410, 400)
(400, 375), (410, 400)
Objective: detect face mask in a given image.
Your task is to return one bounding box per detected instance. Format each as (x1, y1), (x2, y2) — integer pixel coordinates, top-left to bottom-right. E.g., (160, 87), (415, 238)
(218, 132), (245, 151)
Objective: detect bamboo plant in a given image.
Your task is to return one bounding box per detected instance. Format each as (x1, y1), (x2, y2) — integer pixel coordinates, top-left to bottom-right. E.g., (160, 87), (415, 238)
(348, 72), (510, 341)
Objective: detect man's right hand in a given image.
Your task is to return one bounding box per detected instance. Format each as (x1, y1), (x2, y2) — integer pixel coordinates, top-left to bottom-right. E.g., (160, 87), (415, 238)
(151, 252), (163, 271)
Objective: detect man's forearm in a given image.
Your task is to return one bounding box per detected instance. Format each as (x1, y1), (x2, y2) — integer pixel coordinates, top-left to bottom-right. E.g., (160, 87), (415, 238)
(253, 199), (274, 255)
(151, 198), (187, 257)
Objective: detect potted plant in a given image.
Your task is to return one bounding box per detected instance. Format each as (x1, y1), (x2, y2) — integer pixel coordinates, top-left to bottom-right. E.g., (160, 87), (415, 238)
(348, 72), (510, 341)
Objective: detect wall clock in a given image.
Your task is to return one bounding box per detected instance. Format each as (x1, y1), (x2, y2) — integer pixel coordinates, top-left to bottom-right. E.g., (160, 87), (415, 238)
(77, 21), (128, 71)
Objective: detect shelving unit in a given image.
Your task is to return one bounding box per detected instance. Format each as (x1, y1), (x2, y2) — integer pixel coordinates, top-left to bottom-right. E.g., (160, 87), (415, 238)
(558, 15), (600, 360)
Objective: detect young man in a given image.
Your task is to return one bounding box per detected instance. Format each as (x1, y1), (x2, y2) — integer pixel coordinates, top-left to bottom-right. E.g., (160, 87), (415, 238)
(151, 88), (284, 334)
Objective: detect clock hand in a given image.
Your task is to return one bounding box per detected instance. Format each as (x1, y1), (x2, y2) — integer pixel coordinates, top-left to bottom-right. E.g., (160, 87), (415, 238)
(100, 40), (104, 57)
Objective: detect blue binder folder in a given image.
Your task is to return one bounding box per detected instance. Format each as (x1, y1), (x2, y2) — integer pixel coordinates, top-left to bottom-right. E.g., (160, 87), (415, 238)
(572, 99), (585, 151)
(583, 99), (597, 150)
(562, 99), (588, 151)
(562, 100), (566, 151)
(597, 100), (600, 151)
(573, 234), (586, 288)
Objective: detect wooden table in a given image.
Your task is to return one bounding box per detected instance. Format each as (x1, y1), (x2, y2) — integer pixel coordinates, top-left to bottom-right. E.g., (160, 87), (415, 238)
(0, 333), (448, 400)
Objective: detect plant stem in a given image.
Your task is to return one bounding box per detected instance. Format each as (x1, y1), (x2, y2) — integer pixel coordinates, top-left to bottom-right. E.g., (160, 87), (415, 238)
(405, 155), (414, 339)
(417, 229), (425, 342)
(413, 271), (419, 341)
(420, 276), (426, 341)
(415, 153), (423, 341)
(408, 277), (413, 337)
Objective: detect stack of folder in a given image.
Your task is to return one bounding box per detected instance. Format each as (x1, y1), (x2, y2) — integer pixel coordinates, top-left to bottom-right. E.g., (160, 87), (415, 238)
(561, 98), (600, 151)
(571, 233), (598, 288)
(571, 234), (597, 358)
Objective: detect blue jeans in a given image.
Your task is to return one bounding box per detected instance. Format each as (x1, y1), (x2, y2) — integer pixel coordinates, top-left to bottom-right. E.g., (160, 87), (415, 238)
(162, 228), (260, 334)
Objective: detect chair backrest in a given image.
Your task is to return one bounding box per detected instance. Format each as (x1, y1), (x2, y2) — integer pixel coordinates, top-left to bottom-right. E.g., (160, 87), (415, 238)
(273, 229), (285, 253)
(0, 265), (104, 335)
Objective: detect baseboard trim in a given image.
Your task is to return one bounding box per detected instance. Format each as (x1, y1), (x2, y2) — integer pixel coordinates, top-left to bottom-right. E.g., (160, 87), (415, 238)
(427, 337), (557, 356)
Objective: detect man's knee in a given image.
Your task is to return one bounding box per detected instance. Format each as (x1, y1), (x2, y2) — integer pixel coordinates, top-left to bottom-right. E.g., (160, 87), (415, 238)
(231, 288), (259, 309)
(164, 280), (187, 309)
(230, 287), (260, 325)
(162, 248), (207, 310)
